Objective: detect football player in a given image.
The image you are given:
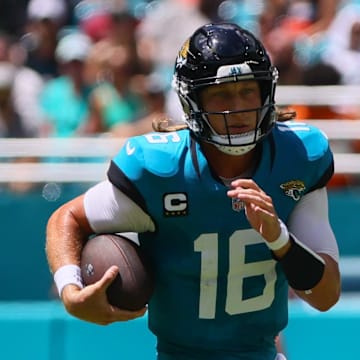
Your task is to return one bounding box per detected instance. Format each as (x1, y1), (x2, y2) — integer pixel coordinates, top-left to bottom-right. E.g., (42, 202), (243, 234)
(46, 23), (340, 360)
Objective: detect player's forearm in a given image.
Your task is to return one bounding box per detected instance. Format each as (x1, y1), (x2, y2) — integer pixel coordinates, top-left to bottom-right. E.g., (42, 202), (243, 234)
(45, 195), (93, 273)
(294, 253), (341, 311)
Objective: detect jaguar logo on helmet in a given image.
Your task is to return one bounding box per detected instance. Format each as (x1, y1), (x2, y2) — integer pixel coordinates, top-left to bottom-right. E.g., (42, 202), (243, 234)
(176, 38), (190, 68)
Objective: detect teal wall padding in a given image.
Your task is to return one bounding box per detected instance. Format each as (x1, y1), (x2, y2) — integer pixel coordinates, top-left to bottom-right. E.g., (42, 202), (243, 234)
(0, 299), (359, 360)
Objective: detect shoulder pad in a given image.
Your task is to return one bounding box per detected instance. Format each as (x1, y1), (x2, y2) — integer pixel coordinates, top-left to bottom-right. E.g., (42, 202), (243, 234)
(276, 121), (330, 160)
(113, 131), (188, 178)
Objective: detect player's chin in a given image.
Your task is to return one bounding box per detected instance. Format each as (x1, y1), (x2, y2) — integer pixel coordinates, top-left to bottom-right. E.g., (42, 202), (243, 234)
(227, 126), (253, 135)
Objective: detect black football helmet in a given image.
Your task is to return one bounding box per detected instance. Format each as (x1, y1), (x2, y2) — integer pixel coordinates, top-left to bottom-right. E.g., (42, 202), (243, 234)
(173, 23), (278, 155)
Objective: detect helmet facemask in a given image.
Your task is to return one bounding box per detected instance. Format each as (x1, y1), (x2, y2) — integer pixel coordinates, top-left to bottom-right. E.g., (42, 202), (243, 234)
(174, 67), (278, 155)
(200, 103), (275, 156)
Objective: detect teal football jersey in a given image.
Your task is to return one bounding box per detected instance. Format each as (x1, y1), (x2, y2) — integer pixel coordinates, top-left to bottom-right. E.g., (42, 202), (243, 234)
(108, 121), (333, 360)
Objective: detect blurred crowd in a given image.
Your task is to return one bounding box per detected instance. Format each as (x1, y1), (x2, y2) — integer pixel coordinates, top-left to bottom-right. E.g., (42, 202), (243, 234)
(0, 0), (229, 139)
(1, 0), (360, 137)
(1, 0), (360, 185)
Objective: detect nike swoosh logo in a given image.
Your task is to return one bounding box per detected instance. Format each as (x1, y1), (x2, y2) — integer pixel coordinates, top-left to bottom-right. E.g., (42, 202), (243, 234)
(126, 141), (136, 155)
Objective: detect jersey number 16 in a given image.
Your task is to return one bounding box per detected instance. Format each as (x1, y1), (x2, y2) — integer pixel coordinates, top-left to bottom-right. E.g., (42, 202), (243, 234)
(194, 229), (277, 319)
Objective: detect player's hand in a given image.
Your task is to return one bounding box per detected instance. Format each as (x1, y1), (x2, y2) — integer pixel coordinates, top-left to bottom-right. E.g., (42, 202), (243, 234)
(227, 179), (281, 242)
(61, 266), (147, 325)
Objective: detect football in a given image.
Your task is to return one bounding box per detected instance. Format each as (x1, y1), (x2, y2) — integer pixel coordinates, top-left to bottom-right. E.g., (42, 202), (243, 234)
(80, 234), (154, 310)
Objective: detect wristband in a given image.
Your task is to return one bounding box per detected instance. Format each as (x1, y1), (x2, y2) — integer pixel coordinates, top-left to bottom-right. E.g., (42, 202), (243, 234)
(265, 221), (289, 251)
(278, 234), (325, 291)
(54, 264), (84, 297)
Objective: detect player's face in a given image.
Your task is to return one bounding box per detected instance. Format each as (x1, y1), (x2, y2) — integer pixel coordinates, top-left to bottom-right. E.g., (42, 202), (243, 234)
(199, 80), (261, 135)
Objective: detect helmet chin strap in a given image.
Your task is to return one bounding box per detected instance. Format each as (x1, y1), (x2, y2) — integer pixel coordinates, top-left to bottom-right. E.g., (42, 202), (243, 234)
(214, 143), (256, 156)
(208, 126), (261, 156)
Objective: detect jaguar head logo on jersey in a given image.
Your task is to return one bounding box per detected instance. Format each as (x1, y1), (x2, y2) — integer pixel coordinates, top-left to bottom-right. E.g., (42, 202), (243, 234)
(163, 192), (188, 216)
(280, 180), (306, 201)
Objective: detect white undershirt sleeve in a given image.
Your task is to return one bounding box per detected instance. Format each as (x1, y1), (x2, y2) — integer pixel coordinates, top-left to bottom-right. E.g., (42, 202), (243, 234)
(287, 187), (339, 262)
(83, 180), (156, 234)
